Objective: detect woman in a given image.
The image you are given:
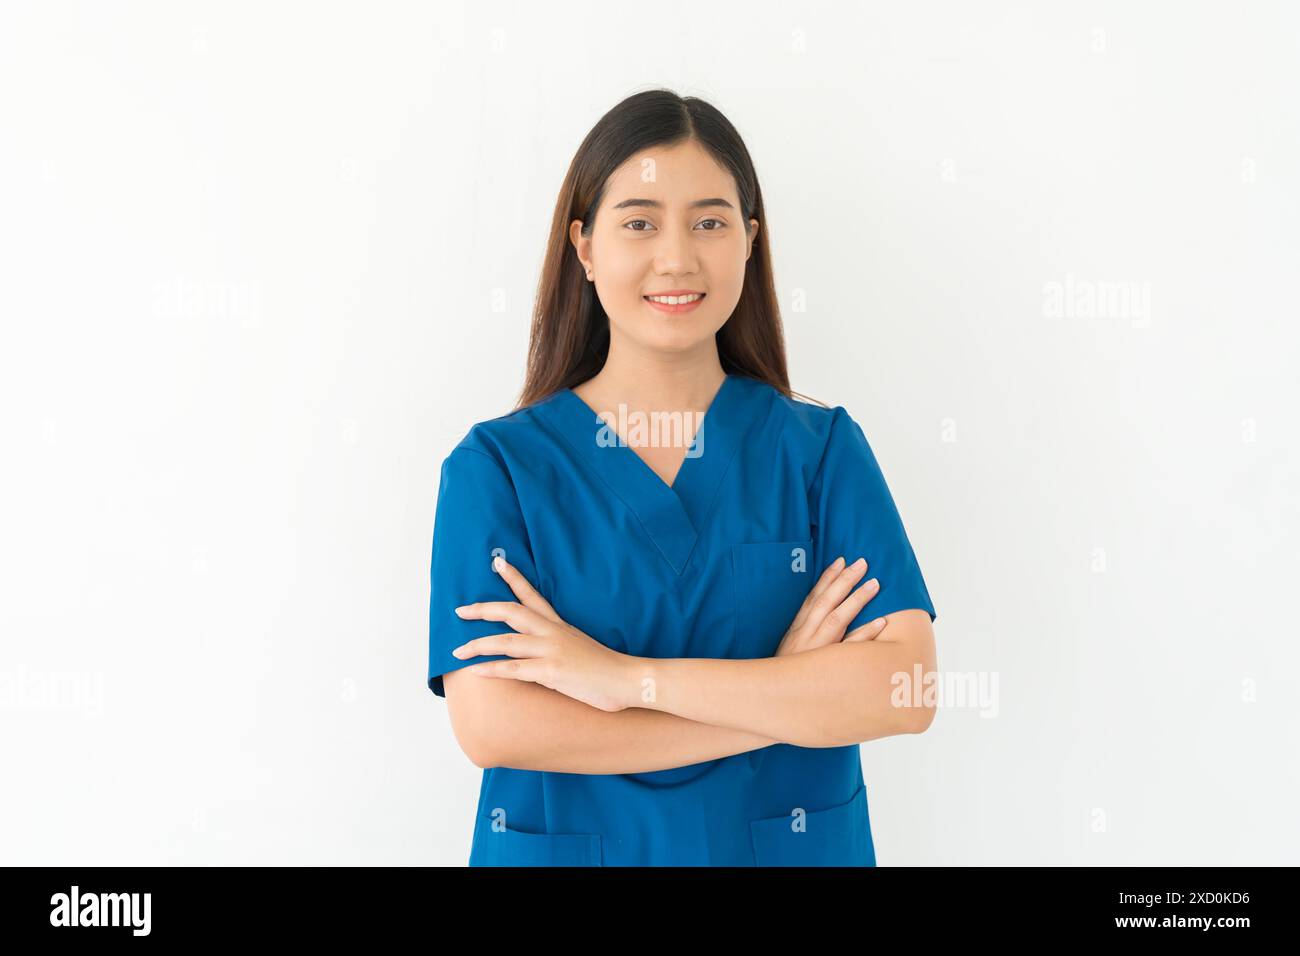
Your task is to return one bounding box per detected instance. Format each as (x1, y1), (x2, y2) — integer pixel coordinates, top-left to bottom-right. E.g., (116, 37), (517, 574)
(427, 89), (938, 866)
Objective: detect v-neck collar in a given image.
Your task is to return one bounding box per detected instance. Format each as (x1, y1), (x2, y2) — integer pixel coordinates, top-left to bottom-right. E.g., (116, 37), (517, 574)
(536, 373), (772, 575)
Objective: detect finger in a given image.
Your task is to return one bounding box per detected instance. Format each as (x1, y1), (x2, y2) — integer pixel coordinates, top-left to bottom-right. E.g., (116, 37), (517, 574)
(842, 615), (888, 643)
(463, 656), (548, 683)
(812, 575), (881, 643)
(787, 557), (845, 631)
(493, 555), (561, 622)
(804, 556), (853, 609)
(790, 557), (857, 632)
(451, 632), (545, 660)
(808, 556), (847, 602)
(801, 558), (869, 633)
(454, 601), (547, 635)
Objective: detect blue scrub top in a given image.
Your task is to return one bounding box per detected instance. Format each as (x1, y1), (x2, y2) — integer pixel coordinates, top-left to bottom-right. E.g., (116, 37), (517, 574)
(427, 373), (936, 866)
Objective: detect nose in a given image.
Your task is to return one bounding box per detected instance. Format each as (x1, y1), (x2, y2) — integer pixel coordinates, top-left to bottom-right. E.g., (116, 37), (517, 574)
(652, 223), (700, 277)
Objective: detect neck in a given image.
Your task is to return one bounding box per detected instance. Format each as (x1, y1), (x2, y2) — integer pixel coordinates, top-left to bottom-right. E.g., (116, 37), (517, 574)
(578, 341), (727, 415)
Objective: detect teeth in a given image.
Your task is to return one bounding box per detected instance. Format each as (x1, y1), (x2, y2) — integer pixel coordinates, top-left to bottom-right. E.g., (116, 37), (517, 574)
(646, 294), (703, 305)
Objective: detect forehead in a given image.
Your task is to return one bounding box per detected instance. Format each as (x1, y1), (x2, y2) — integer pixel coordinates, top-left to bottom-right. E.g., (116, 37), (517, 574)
(602, 141), (738, 206)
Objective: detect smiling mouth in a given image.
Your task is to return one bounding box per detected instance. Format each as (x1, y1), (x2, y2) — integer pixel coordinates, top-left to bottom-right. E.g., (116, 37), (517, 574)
(643, 292), (706, 305)
(643, 292), (706, 314)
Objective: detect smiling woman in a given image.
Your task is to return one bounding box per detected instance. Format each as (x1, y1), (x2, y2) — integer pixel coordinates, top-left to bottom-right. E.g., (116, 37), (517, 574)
(561, 138), (760, 362)
(427, 89), (938, 867)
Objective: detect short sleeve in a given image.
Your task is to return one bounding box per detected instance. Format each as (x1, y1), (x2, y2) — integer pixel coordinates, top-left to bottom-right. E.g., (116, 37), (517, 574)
(427, 446), (539, 698)
(808, 408), (936, 630)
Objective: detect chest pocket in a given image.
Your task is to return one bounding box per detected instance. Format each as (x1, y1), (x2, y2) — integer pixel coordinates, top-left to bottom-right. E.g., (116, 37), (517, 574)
(730, 539), (814, 659)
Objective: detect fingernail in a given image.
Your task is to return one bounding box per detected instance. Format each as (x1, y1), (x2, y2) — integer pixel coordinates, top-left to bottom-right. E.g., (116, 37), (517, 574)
(454, 605), (468, 616)
(451, 645), (465, 657)
(833, 556), (845, 569)
(866, 577), (879, 589)
(492, 556), (504, 572)
(852, 557), (866, 570)
(871, 617), (885, 629)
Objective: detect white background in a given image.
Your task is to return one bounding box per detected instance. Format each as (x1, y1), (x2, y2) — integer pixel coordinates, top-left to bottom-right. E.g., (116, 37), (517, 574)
(1, 1), (1296, 865)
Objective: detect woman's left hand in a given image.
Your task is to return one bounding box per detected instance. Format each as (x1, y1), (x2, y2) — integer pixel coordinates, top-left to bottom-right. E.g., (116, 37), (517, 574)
(451, 556), (639, 713)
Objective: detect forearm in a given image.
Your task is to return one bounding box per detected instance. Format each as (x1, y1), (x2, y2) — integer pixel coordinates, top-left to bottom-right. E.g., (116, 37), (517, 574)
(631, 640), (922, 748)
(478, 680), (781, 774)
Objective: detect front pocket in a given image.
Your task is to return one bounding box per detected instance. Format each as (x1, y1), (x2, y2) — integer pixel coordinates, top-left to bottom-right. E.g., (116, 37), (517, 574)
(474, 822), (602, 866)
(730, 539), (815, 658)
(749, 783), (875, 866)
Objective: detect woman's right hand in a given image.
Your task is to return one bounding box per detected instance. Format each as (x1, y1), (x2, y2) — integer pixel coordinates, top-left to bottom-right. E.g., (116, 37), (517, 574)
(774, 556), (887, 656)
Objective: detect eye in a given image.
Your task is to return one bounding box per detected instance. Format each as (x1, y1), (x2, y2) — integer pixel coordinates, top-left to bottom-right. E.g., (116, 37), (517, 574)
(624, 219), (654, 232)
(697, 218), (726, 230)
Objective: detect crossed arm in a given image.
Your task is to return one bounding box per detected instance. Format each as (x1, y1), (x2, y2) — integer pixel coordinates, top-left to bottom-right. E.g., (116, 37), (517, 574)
(445, 608), (936, 774)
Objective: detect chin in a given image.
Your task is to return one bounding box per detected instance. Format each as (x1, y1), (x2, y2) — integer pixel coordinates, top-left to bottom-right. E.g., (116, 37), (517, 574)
(641, 326), (716, 353)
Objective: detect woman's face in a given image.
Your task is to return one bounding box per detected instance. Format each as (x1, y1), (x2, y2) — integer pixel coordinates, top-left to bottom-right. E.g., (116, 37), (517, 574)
(571, 139), (759, 357)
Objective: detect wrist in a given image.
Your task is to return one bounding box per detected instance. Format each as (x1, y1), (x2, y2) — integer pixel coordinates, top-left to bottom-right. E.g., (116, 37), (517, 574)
(623, 654), (663, 711)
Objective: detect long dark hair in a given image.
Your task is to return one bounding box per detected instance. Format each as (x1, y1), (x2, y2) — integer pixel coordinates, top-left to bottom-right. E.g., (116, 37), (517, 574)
(514, 88), (824, 410)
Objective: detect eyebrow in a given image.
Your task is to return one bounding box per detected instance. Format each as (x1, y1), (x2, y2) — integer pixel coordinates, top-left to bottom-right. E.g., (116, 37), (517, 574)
(610, 197), (735, 211)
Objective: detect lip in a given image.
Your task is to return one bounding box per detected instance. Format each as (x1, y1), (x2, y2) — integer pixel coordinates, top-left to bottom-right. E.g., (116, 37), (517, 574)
(643, 290), (706, 315)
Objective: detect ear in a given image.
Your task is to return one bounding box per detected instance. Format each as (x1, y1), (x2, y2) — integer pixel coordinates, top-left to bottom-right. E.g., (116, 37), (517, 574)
(746, 218), (760, 260)
(569, 219), (592, 275)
